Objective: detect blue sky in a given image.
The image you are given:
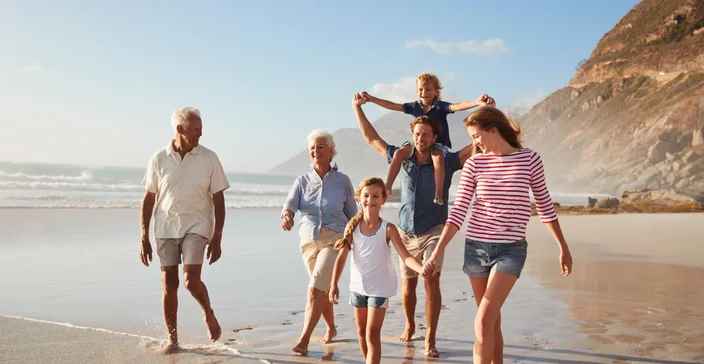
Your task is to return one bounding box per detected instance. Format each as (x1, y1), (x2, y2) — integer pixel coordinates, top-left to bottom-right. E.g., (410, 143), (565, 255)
(1, 0), (640, 173)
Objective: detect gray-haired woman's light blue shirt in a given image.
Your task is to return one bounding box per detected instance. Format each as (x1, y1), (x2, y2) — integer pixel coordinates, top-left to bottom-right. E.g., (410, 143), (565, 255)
(282, 164), (358, 240)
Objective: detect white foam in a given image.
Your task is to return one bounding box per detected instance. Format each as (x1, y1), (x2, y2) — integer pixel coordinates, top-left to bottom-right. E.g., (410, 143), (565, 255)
(0, 314), (271, 363)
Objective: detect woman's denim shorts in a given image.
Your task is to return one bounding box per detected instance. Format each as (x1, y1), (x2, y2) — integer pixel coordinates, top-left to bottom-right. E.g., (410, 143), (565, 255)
(463, 238), (528, 279)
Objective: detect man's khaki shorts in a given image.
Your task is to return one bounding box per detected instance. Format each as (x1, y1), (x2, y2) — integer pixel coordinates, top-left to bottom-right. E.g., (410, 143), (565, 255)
(300, 227), (341, 293)
(398, 224), (444, 278)
(156, 233), (208, 266)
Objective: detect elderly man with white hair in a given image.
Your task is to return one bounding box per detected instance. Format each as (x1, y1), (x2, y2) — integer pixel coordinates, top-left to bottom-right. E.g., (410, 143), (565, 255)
(281, 129), (358, 356)
(139, 107), (230, 354)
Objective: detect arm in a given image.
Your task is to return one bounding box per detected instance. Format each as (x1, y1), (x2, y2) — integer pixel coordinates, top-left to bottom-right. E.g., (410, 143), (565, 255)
(281, 178), (301, 231)
(424, 159), (476, 274)
(329, 246), (351, 304)
(362, 92), (404, 112)
(387, 224), (424, 275)
(449, 94), (496, 112)
(529, 152), (572, 276)
(139, 191), (156, 267)
(207, 190), (226, 265)
(342, 176), (358, 220)
(457, 144), (475, 165)
(353, 93), (389, 157)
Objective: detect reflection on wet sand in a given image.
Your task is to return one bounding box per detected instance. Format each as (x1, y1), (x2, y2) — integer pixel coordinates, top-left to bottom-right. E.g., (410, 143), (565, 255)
(526, 250), (704, 362)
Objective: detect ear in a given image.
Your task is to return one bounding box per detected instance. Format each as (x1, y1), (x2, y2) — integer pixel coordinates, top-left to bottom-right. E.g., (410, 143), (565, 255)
(490, 127), (498, 135)
(176, 124), (184, 134)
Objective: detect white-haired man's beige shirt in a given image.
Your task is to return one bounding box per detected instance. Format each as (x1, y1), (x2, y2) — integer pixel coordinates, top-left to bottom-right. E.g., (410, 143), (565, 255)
(142, 143), (230, 239)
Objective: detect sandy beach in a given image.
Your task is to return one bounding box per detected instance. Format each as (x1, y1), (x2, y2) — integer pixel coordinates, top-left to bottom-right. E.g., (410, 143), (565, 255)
(1, 208), (703, 363)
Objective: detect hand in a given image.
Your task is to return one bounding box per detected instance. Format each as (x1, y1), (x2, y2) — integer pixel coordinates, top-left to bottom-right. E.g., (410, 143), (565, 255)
(329, 285), (339, 304)
(353, 92), (367, 106)
(207, 231), (223, 265)
(360, 91), (373, 102)
(559, 249), (573, 276)
(422, 253), (440, 277)
(140, 234), (152, 267)
(477, 93), (496, 107)
(281, 214), (294, 231)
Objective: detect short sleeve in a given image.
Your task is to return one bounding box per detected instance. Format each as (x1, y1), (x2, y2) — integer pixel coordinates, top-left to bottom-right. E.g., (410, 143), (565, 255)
(386, 144), (400, 164)
(438, 101), (454, 114)
(209, 155), (230, 194)
(402, 102), (416, 116)
(142, 155), (159, 194)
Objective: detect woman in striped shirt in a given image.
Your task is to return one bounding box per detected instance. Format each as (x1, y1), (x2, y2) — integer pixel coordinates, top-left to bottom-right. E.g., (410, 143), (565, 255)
(422, 106), (573, 364)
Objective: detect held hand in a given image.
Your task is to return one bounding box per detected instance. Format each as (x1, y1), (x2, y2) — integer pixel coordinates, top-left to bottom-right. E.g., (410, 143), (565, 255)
(559, 249), (573, 276)
(140, 235), (152, 267)
(360, 91), (372, 102)
(353, 92), (367, 106)
(329, 285), (340, 304)
(422, 253), (439, 277)
(477, 94), (496, 107)
(281, 215), (294, 231)
(207, 232), (223, 265)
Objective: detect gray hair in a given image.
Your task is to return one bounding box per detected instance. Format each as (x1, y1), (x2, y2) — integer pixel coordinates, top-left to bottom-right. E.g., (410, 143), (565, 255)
(307, 129), (337, 161)
(171, 107), (201, 131)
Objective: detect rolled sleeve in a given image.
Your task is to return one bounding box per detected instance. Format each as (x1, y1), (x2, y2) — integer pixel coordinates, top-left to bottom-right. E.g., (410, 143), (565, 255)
(386, 144), (400, 164)
(343, 176), (358, 219)
(445, 151), (462, 174)
(209, 155), (230, 194)
(282, 177), (302, 215)
(142, 156), (159, 194)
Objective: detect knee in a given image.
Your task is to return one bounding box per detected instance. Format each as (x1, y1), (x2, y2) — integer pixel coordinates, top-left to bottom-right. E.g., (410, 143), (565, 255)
(474, 310), (498, 336)
(183, 276), (201, 292)
(366, 328), (381, 342)
(162, 275), (179, 293)
(356, 327), (366, 341)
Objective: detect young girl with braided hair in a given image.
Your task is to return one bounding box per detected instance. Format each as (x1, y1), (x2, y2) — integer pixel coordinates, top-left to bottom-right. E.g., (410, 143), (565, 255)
(329, 177), (426, 364)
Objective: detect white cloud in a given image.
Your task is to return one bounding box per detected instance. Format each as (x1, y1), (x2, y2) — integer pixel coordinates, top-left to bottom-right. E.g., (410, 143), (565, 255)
(18, 64), (44, 73)
(405, 38), (510, 57)
(507, 88), (544, 115)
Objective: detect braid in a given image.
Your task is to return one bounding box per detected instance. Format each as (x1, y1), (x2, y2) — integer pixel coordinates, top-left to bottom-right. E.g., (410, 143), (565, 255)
(335, 212), (364, 250)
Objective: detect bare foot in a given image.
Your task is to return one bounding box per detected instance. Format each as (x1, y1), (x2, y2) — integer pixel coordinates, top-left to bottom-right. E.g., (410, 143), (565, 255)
(160, 342), (180, 355)
(398, 326), (415, 342)
(292, 339), (309, 356)
(204, 309), (222, 342)
(320, 327), (337, 344)
(426, 340), (440, 358)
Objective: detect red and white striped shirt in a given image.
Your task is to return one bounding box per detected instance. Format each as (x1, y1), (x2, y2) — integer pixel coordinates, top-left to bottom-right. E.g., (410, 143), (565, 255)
(447, 148), (558, 243)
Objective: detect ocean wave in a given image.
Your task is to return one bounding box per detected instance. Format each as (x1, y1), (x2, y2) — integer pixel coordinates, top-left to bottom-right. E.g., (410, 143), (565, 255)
(0, 200), (288, 209)
(0, 170), (95, 182)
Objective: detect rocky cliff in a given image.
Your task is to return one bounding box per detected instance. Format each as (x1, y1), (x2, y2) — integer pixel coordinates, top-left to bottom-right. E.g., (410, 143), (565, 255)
(521, 0), (704, 196)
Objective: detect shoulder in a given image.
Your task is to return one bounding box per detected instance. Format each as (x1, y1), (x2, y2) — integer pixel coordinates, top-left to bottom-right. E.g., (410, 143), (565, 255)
(385, 221), (398, 234)
(149, 148), (168, 164)
(197, 145), (219, 159)
(333, 169), (352, 182)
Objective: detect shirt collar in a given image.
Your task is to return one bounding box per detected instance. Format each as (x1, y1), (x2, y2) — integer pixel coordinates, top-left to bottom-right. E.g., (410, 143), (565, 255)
(309, 162), (338, 171)
(166, 141), (201, 155)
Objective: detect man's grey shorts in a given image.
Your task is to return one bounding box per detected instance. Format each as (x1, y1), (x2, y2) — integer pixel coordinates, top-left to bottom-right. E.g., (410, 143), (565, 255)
(463, 238), (528, 279)
(156, 233), (208, 266)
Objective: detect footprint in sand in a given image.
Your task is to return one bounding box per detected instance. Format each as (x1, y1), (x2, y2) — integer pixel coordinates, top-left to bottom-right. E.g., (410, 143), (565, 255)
(232, 326), (254, 333)
(290, 310), (305, 316)
(282, 320), (294, 326)
(441, 305), (451, 310)
(453, 298), (468, 302)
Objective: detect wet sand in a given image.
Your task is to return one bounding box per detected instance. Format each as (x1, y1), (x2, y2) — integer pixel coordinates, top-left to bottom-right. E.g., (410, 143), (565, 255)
(1, 209), (703, 363)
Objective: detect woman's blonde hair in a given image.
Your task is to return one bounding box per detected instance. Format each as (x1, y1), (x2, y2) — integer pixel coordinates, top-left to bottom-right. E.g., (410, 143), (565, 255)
(334, 177), (387, 250)
(464, 106), (522, 155)
(416, 72), (443, 101)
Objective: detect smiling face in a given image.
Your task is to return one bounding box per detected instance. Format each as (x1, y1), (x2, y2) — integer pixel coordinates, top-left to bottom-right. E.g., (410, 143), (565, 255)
(358, 184), (386, 218)
(309, 136), (333, 165)
(412, 123), (438, 153)
(467, 125), (497, 154)
(177, 117), (203, 148)
(416, 80), (439, 106)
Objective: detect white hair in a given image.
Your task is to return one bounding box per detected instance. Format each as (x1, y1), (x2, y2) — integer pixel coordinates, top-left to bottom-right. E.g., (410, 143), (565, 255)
(171, 107), (201, 131)
(307, 129), (337, 161)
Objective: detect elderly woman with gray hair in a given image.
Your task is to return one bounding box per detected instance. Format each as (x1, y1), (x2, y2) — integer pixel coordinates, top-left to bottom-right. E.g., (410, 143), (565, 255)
(281, 129), (358, 355)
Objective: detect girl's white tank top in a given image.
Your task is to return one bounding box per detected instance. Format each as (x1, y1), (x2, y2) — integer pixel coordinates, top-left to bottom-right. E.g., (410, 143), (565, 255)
(349, 219), (398, 298)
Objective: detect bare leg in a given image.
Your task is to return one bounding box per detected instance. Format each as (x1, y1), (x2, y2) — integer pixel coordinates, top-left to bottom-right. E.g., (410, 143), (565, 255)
(470, 276), (504, 364)
(398, 277), (418, 342)
(293, 288), (327, 355)
(386, 145), (411, 197)
(160, 266), (180, 354)
(183, 264), (221, 342)
(431, 148), (445, 205)
(320, 297), (337, 343)
(354, 307), (369, 360)
(365, 307), (387, 364)
(471, 271), (517, 364)
(424, 273), (442, 357)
